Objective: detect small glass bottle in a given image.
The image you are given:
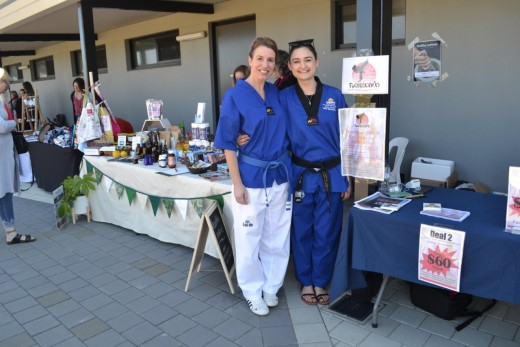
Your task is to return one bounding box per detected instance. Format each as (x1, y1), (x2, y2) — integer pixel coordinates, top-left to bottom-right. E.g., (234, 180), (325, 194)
(167, 149), (177, 168)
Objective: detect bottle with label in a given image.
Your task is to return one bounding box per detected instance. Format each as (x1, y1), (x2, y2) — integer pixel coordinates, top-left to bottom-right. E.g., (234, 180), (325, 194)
(379, 161), (391, 192)
(179, 121), (186, 138)
(167, 149), (177, 168)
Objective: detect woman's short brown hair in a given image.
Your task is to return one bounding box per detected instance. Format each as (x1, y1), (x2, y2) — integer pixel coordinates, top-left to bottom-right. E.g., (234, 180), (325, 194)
(248, 37), (278, 60)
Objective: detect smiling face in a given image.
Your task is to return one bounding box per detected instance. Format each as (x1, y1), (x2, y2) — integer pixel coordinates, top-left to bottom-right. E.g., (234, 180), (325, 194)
(73, 82), (82, 93)
(288, 46), (319, 82)
(248, 45), (276, 82)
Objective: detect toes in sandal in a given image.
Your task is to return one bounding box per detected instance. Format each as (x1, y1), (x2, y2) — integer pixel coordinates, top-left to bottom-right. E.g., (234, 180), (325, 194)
(316, 293), (330, 305)
(7, 234), (36, 245)
(300, 286), (317, 305)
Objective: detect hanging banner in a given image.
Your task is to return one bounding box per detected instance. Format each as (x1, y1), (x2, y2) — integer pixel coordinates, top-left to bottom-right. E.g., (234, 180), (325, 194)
(339, 107), (386, 180)
(342, 55), (389, 95)
(418, 224), (465, 292)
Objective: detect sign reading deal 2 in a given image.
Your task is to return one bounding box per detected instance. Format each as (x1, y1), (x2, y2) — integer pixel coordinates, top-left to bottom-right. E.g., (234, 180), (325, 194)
(342, 55), (389, 95)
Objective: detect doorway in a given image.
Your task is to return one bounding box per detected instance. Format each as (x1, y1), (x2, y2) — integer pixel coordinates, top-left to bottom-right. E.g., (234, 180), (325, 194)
(210, 15), (255, 124)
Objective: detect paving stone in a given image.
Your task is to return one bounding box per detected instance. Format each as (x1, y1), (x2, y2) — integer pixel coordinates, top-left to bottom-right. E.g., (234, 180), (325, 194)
(70, 318), (110, 341)
(36, 290), (70, 308)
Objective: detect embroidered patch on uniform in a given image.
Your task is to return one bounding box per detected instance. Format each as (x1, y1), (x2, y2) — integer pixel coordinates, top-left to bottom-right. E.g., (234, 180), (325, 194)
(242, 220), (253, 227)
(266, 106), (275, 116)
(322, 98), (337, 111)
(307, 116), (319, 126)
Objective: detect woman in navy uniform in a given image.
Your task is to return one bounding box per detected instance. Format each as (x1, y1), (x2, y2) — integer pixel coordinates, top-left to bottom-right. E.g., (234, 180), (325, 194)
(280, 40), (350, 305)
(214, 37), (292, 316)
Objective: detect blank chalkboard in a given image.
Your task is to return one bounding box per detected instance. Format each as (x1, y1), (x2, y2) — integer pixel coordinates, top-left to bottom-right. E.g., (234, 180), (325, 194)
(185, 201), (235, 294)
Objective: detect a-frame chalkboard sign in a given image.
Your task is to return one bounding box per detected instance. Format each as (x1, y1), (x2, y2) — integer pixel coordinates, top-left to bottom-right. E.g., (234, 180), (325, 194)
(185, 201), (235, 294)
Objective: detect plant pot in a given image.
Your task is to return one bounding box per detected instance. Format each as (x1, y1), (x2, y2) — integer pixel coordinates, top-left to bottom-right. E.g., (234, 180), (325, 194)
(73, 195), (89, 215)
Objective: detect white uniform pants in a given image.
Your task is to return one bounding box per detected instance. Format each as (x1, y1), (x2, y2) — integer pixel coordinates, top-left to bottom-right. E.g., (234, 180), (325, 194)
(232, 182), (292, 300)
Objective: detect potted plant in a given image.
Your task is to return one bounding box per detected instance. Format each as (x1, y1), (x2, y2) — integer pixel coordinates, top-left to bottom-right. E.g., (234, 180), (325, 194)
(57, 172), (97, 219)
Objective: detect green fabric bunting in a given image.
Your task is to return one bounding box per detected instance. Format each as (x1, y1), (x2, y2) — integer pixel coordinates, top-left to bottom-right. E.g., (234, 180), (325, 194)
(192, 198), (204, 218)
(86, 161), (94, 174)
(207, 195), (225, 209)
(94, 168), (103, 184)
(163, 198), (175, 218)
(115, 182), (124, 199)
(149, 196), (161, 216)
(125, 187), (136, 206)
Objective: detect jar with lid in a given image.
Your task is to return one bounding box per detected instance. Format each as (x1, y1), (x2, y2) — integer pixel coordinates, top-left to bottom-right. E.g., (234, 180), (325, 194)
(158, 153), (167, 168)
(167, 149), (176, 168)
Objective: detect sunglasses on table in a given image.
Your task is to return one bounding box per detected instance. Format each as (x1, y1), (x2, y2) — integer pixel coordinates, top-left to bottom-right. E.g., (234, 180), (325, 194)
(288, 39), (314, 50)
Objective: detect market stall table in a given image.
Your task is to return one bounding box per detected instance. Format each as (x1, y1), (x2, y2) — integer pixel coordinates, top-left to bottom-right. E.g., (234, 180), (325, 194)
(330, 188), (518, 324)
(82, 156), (232, 258)
(28, 142), (83, 192)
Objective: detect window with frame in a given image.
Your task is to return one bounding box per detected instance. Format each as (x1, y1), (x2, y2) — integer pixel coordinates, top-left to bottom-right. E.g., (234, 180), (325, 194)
(127, 29), (181, 70)
(4, 64), (23, 83)
(71, 45), (108, 77)
(31, 56), (55, 80)
(333, 0), (406, 49)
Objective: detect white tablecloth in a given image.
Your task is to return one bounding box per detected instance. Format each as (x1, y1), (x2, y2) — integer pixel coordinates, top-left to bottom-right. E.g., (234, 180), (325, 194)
(82, 156), (233, 258)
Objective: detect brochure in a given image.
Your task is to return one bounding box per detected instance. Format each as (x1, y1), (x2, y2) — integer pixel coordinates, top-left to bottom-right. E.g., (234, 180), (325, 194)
(420, 207), (470, 222)
(354, 191), (411, 214)
(506, 166), (520, 233)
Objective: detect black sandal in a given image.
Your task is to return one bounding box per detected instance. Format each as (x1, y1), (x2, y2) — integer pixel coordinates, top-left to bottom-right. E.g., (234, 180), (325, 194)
(7, 234), (36, 245)
(316, 293), (330, 305)
(300, 285), (317, 305)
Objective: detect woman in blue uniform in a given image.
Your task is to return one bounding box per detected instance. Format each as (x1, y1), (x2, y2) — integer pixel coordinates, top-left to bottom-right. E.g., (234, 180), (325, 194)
(214, 37), (292, 316)
(280, 40), (350, 305)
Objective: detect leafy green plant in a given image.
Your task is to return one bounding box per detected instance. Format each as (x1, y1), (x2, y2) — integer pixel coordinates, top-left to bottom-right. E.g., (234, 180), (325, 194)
(57, 172), (97, 218)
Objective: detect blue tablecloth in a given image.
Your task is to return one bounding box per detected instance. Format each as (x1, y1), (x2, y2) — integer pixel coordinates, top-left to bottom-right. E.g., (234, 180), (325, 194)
(330, 188), (520, 304)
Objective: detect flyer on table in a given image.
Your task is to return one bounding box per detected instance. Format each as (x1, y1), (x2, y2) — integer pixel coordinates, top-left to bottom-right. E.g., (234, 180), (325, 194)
(418, 224), (466, 292)
(338, 108), (386, 180)
(506, 166), (520, 233)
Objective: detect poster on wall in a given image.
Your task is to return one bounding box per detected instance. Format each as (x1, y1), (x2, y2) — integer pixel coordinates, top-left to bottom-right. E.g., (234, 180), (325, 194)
(413, 40), (442, 82)
(418, 224), (465, 292)
(338, 107), (386, 180)
(506, 166), (520, 233)
(342, 55), (389, 95)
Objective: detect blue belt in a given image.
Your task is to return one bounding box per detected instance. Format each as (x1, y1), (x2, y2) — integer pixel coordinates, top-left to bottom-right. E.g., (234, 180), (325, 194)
(238, 151), (291, 208)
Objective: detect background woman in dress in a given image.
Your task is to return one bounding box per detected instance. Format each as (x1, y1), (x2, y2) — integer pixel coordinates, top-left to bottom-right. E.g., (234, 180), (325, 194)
(0, 68), (36, 245)
(214, 37), (292, 316)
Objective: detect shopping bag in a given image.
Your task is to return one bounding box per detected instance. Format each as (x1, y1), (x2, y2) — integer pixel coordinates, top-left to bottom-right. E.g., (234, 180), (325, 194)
(98, 106), (114, 143)
(76, 102), (102, 143)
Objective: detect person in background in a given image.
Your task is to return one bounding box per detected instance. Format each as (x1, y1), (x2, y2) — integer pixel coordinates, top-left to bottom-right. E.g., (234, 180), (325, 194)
(9, 91), (21, 119)
(22, 81), (35, 97)
(279, 39), (350, 305)
(214, 37), (292, 316)
(0, 68), (36, 245)
(232, 64), (249, 87)
(71, 77), (86, 124)
(273, 49), (295, 90)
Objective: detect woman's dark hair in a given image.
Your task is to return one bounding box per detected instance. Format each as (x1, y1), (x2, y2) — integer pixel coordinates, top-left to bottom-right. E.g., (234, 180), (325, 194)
(288, 39), (317, 60)
(232, 65), (249, 85)
(249, 37), (278, 60)
(73, 77), (85, 91)
(276, 49), (290, 77)
(22, 81), (35, 96)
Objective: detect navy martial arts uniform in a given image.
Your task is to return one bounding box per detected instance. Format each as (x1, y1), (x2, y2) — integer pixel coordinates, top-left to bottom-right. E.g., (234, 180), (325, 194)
(280, 77), (349, 289)
(214, 80), (292, 302)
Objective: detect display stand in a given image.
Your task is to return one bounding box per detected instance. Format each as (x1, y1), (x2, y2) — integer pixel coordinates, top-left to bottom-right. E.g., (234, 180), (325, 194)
(185, 201), (235, 294)
(20, 92), (45, 132)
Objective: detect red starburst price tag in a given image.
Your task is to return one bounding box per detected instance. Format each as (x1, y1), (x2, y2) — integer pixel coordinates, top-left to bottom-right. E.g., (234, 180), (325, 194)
(418, 224), (465, 292)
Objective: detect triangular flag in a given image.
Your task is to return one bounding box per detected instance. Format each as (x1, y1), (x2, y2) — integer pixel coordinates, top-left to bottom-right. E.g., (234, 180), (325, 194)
(103, 177), (113, 192)
(207, 195), (225, 209)
(94, 168), (103, 184)
(115, 182), (125, 199)
(86, 161), (94, 174)
(163, 198), (174, 218)
(136, 192), (148, 210)
(125, 187), (136, 206)
(149, 196), (161, 216)
(176, 199), (188, 220)
(191, 199), (204, 218)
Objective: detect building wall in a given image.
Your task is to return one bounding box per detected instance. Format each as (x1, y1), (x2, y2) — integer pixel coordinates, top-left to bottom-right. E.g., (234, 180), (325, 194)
(3, 0), (519, 192)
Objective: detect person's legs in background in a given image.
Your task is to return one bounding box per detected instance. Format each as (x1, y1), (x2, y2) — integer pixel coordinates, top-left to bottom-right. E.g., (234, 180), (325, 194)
(0, 193), (36, 245)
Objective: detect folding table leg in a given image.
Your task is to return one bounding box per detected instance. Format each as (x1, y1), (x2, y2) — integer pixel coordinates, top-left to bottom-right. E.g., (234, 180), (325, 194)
(371, 274), (390, 328)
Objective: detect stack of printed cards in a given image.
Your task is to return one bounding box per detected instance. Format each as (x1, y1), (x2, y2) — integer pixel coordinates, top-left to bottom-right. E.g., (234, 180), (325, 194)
(423, 203), (442, 212)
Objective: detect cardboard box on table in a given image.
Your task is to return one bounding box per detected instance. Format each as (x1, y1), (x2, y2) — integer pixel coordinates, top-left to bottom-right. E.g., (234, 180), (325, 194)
(411, 157), (457, 188)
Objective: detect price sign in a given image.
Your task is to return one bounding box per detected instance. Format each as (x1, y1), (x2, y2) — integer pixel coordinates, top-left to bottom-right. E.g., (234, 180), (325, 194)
(418, 224), (465, 292)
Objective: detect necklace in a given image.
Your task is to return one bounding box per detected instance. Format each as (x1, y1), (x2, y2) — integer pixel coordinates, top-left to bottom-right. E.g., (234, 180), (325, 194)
(305, 94), (313, 106)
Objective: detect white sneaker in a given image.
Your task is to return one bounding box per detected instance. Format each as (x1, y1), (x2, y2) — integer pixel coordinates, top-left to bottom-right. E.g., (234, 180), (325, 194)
(263, 292), (279, 307)
(247, 298), (269, 316)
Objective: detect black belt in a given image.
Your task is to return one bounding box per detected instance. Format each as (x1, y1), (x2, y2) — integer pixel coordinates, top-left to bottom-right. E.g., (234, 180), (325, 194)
(292, 155), (341, 206)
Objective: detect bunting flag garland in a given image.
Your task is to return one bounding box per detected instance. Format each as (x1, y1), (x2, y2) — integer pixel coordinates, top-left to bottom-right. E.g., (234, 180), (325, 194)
(83, 159), (231, 220)
(115, 182), (124, 199)
(125, 187), (136, 205)
(163, 199), (175, 218)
